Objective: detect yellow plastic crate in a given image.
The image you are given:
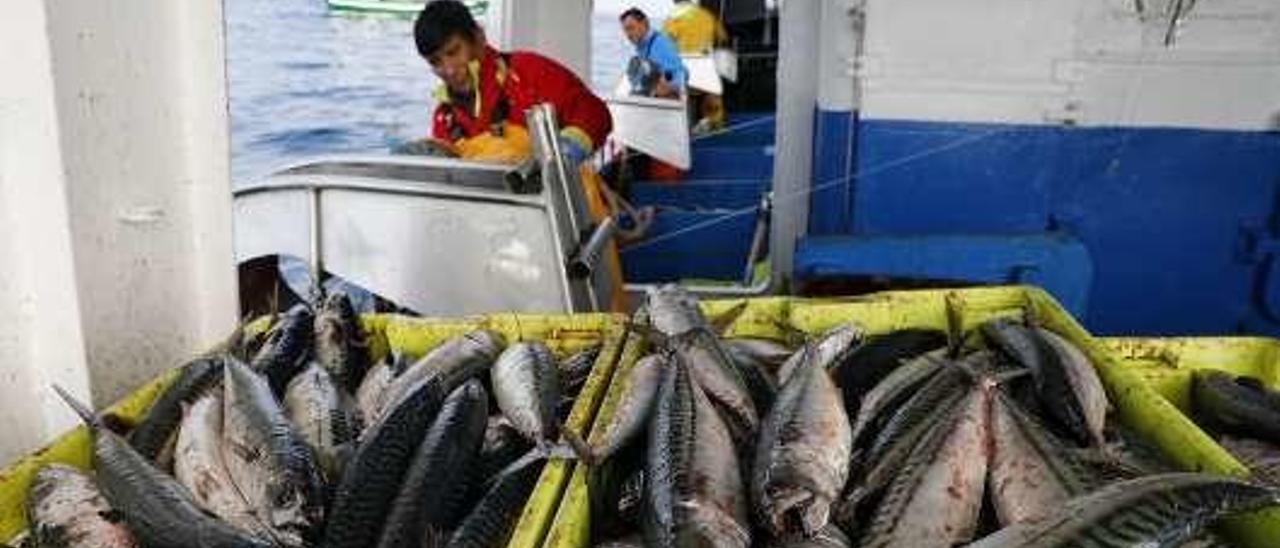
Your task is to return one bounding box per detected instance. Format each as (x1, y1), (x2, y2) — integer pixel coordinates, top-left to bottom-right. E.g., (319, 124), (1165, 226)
(537, 286), (1280, 548)
(0, 312), (627, 546)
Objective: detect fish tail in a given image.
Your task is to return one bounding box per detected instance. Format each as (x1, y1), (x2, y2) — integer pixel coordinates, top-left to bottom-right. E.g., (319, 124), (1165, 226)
(51, 384), (98, 428)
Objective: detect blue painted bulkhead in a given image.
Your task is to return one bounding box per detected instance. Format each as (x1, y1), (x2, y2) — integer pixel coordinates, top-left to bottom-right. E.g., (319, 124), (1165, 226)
(796, 110), (1280, 335)
(620, 115), (775, 282)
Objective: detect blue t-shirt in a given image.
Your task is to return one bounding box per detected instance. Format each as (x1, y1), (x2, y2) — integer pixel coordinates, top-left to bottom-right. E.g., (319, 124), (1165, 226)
(630, 28), (687, 93)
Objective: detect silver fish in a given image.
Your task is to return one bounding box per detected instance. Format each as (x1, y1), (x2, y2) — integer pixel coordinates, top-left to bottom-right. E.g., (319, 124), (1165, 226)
(492, 341), (588, 458)
(848, 349), (947, 447)
(645, 284), (771, 417)
(222, 359), (325, 546)
(833, 369), (967, 530)
(983, 319), (1091, 446)
(284, 363), (359, 479)
(559, 344), (603, 399)
(1036, 328), (1108, 447)
(752, 345), (852, 537)
(250, 304), (315, 398)
(644, 356), (751, 548)
(769, 524), (852, 548)
(670, 332), (761, 446)
(52, 386), (272, 548)
(173, 392), (272, 540)
(314, 292), (369, 394)
(987, 390), (1095, 526)
(586, 353), (664, 463)
(475, 415), (534, 488)
(376, 380), (488, 548)
(27, 464), (137, 548)
(969, 473), (1280, 547)
(774, 324), (861, 385)
(859, 381), (990, 548)
(375, 330), (504, 422)
(645, 284), (710, 338)
(355, 356), (397, 429)
(723, 337), (795, 374)
(1220, 435), (1280, 488)
(128, 356), (224, 466)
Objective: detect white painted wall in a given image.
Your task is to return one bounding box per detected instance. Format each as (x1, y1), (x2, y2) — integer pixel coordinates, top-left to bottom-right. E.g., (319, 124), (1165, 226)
(856, 0), (1280, 130)
(818, 0), (860, 112)
(501, 0), (594, 79)
(0, 0), (238, 459)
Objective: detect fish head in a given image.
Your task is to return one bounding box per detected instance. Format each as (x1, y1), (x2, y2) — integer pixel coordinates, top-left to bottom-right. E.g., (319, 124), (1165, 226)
(645, 285), (705, 337)
(321, 291), (357, 321)
(466, 329), (508, 360)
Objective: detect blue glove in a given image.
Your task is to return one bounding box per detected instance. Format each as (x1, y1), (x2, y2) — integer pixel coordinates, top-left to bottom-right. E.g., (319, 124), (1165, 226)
(558, 134), (589, 166)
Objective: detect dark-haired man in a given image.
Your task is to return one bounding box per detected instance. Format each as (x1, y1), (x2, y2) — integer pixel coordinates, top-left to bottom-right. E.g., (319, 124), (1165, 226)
(413, 0), (612, 166)
(411, 0), (627, 310)
(619, 7), (686, 99)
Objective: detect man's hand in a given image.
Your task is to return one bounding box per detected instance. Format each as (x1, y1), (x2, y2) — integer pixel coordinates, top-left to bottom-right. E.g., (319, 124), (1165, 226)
(394, 137), (460, 158)
(653, 77), (678, 99)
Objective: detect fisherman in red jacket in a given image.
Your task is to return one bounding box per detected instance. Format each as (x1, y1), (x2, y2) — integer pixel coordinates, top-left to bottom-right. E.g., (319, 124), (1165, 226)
(410, 0), (630, 310)
(412, 0), (612, 165)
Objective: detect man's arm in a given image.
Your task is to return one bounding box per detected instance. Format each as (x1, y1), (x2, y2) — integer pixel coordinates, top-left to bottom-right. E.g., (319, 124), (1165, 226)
(516, 53), (613, 155)
(651, 34), (687, 91)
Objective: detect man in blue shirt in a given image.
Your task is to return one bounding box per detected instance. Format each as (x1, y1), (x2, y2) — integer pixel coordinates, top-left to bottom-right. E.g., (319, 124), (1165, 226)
(620, 8), (687, 98)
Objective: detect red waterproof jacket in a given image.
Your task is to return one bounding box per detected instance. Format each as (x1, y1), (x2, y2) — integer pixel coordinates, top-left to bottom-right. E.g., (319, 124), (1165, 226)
(431, 46), (612, 153)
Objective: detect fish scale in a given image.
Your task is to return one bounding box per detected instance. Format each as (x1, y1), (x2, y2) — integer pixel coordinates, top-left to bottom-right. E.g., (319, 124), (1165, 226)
(849, 349), (947, 448)
(52, 386), (273, 548)
(222, 359), (325, 547)
(982, 319), (1090, 446)
(968, 473), (1280, 547)
(375, 330), (504, 424)
(250, 304), (315, 397)
(670, 331), (762, 448)
(27, 464), (137, 548)
(752, 343), (852, 538)
(314, 292), (369, 394)
(447, 452), (547, 548)
(988, 389), (1099, 527)
(586, 353), (665, 463)
(645, 359), (697, 547)
(646, 284), (768, 438)
(861, 362), (968, 470)
(376, 379), (488, 548)
(284, 363), (358, 480)
(321, 373), (455, 548)
(860, 382), (990, 548)
(644, 355), (750, 548)
(128, 355), (225, 463)
(173, 392), (272, 540)
(492, 341), (575, 453)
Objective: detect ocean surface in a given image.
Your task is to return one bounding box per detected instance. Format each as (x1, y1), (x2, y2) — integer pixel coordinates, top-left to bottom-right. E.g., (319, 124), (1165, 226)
(226, 0), (672, 182)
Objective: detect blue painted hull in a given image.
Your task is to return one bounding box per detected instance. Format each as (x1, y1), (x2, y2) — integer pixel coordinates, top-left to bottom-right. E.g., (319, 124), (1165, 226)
(801, 112), (1280, 335)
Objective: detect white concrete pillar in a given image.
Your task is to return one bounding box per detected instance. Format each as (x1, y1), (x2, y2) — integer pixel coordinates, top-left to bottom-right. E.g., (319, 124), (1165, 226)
(0, 0), (238, 460)
(770, 0), (823, 290)
(500, 0), (593, 79)
(0, 0), (95, 464)
(45, 0), (239, 406)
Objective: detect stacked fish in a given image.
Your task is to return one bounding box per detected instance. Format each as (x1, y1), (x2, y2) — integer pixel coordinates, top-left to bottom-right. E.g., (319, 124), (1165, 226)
(21, 293), (602, 548)
(1191, 370), (1280, 489)
(586, 286), (1280, 548)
